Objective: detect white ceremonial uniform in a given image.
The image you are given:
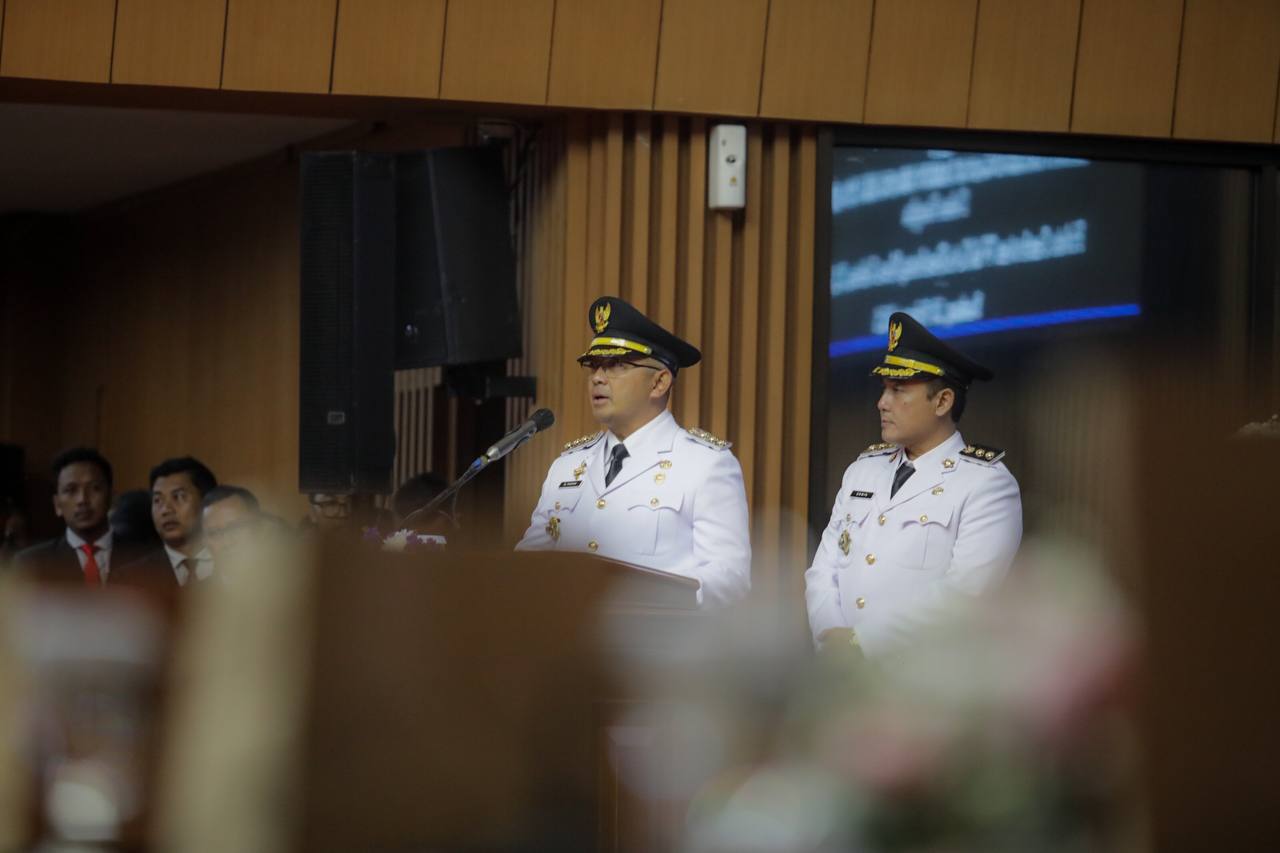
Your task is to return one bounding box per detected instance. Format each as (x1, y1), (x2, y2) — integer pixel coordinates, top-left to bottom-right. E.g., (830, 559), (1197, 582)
(516, 409), (751, 607)
(804, 431), (1022, 658)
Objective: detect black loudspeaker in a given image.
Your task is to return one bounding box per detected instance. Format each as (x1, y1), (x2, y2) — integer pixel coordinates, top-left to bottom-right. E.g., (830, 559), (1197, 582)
(395, 147), (521, 368)
(298, 152), (397, 495)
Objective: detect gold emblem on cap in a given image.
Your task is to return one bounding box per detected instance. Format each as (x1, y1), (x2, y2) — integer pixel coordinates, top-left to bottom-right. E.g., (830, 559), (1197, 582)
(593, 302), (611, 334)
(887, 320), (903, 352)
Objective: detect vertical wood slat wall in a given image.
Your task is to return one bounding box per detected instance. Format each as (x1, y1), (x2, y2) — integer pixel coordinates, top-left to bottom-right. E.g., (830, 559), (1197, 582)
(503, 115), (817, 596)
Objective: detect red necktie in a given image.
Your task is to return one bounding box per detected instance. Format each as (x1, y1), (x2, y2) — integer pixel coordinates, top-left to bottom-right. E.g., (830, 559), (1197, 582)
(80, 543), (101, 586)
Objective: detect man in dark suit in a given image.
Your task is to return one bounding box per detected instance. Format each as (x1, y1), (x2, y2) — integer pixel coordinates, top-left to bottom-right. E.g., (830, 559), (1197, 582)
(111, 456), (218, 592)
(13, 447), (144, 585)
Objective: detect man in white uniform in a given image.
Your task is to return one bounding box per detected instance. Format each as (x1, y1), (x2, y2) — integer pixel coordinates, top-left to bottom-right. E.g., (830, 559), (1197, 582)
(805, 312), (1022, 658)
(516, 297), (751, 608)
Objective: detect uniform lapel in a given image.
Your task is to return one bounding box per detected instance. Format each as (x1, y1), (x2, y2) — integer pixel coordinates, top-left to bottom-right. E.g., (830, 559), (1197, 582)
(586, 442), (608, 497)
(56, 536), (84, 581)
(871, 451), (900, 513)
(600, 411), (677, 496)
(886, 433), (964, 509)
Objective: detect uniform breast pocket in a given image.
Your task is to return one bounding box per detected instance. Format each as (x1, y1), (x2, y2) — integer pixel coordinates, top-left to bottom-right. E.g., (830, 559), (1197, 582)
(834, 503), (872, 564)
(547, 486), (585, 515)
(894, 502), (956, 571)
(624, 492), (686, 556)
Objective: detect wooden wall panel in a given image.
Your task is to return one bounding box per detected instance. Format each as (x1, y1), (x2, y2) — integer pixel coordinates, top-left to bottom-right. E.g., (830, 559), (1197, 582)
(504, 116), (819, 601)
(1072, 0), (1183, 137)
(546, 0), (661, 110)
(758, 0), (873, 122)
(864, 0), (980, 127)
(58, 167), (308, 515)
(331, 0), (446, 98)
(112, 0), (227, 89)
(676, 118), (707, 421)
(968, 0), (1081, 132)
(0, 0), (115, 83)
(1173, 0), (1280, 143)
(0, 0), (1265, 145)
(755, 127), (790, 580)
(653, 0), (770, 116)
(0, 121), (468, 528)
(732, 127), (764, 511)
(782, 130), (816, 605)
(624, 114), (652, 312)
(1276, 75), (1280, 143)
(439, 0), (554, 105)
(222, 0), (337, 94)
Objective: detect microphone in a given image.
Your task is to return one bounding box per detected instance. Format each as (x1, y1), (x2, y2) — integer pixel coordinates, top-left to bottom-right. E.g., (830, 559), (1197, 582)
(403, 409), (557, 530)
(481, 408), (556, 464)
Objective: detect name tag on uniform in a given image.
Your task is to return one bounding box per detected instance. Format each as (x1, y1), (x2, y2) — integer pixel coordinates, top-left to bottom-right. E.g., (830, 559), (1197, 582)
(849, 490), (874, 499)
(558, 480), (583, 488)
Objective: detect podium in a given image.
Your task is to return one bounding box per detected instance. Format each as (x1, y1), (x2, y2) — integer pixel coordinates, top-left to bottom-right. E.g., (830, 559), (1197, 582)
(293, 540), (705, 853)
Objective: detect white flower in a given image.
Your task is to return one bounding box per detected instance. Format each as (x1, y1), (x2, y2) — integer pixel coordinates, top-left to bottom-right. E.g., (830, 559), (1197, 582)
(381, 529), (414, 552)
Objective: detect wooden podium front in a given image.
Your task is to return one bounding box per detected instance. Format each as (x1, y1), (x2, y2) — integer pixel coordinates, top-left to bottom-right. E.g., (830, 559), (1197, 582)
(295, 540), (703, 853)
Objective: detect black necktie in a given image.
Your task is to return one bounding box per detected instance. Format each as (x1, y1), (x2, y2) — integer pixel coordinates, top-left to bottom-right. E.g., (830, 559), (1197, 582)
(891, 461), (915, 498)
(605, 444), (629, 487)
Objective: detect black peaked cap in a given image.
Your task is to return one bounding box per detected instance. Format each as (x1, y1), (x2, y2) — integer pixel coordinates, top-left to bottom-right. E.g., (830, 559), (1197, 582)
(578, 296), (701, 370)
(869, 312), (993, 387)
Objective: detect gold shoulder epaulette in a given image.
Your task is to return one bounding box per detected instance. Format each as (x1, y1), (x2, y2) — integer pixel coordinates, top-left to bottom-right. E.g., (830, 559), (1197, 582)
(858, 442), (897, 458)
(561, 432), (603, 454)
(959, 443), (1006, 465)
(685, 426), (732, 450)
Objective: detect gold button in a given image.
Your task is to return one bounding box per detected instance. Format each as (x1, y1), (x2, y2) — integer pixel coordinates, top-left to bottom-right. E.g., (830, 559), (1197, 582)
(865, 553), (875, 565)
(650, 497), (659, 507)
(932, 487), (943, 495)
(654, 472), (666, 483)
(596, 498), (606, 509)
(855, 596), (866, 609)
(919, 514), (928, 524)
(943, 458), (955, 469)
(877, 514), (886, 526)
(587, 540), (598, 552)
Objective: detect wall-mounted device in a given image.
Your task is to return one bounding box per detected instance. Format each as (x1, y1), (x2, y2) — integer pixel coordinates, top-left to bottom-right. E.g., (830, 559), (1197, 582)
(708, 124), (746, 210)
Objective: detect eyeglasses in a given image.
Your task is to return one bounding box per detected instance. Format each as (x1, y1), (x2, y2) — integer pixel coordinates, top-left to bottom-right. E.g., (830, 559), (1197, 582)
(579, 358), (663, 378)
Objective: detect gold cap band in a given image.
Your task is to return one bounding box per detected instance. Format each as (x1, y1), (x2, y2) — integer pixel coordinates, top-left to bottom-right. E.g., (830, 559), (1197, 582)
(584, 336), (653, 356)
(878, 354), (945, 377)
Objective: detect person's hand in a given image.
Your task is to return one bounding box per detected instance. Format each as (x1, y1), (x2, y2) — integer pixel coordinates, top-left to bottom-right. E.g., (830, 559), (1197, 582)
(818, 627), (864, 659)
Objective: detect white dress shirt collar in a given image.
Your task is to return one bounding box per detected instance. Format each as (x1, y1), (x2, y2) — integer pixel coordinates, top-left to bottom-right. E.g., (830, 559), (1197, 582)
(65, 527), (113, 576)
(604, 409), (675, 459)
(163, 543), (215, 586)
(900, 430), (963, 470)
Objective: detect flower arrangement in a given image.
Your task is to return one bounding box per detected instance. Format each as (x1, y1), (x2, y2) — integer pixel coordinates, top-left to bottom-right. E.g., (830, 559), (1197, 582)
(361, 527), (446, 552)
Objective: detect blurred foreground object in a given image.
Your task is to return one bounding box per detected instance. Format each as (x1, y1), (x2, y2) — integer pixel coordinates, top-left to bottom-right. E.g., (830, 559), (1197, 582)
(1234, 412), (1279, 438)
(1, 582), (165, 848)
(606, 541), (1139, 853)
(154, 533), (704, 852)
(1134, 375), (1280, 851)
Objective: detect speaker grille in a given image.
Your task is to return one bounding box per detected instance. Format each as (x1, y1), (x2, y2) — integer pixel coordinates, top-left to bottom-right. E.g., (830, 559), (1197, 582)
(299, 153), (395, 494)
